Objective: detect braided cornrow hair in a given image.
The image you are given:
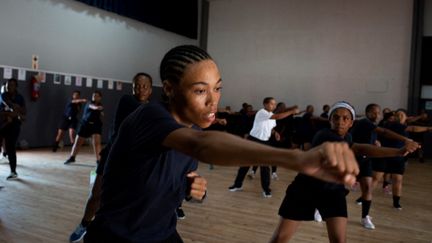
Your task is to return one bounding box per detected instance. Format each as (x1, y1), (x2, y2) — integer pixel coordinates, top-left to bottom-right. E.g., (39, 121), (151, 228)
(160, 45), (212, 85)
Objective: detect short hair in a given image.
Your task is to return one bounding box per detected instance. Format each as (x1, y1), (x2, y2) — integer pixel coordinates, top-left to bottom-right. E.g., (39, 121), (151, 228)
(72, 90), (81, 95)
(160, 45), (212, 85)
(263, 97), (274, 104)
(93, 90), (102, 97)
(365, 103), (380, 113)
(133, 72), (153, 85)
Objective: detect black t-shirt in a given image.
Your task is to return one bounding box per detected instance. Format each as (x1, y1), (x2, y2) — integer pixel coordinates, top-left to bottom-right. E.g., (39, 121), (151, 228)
(381, 122), (407, 149)
(293, 128), (353, 189)
(95, 102), (198, 242)
(351, 118), (377, 144)
(0, 92), (25, 125)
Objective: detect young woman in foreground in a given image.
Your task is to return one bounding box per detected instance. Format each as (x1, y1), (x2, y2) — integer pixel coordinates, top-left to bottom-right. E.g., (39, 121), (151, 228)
(84, 45), (359, 243)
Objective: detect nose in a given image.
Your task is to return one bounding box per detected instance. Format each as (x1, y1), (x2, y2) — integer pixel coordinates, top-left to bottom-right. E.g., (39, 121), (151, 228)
(206, 90), (219, 107)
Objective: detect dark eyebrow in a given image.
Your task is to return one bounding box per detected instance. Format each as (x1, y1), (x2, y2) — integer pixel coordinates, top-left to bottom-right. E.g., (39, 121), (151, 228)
(190, 78), (222, 86)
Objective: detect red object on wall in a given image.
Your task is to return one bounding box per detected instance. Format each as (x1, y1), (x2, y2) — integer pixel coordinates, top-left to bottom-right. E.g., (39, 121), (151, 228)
(30, 75), (41, 101)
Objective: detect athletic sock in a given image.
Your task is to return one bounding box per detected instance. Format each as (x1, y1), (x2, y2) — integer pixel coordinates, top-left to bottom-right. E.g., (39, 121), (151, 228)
(393, 196), (401, 207)
(362, 200), (372, 218)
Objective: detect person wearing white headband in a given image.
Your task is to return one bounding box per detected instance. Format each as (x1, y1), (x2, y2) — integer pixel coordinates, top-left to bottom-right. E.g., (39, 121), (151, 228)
(270, 101), (419, 243)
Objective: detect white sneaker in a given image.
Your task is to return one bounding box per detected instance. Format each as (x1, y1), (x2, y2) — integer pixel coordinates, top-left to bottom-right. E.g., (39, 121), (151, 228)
(361, 215), (375, 229)
(314, 209), (322, 222)
(0, 155), (8, 163)
(271, 172), (278, 180)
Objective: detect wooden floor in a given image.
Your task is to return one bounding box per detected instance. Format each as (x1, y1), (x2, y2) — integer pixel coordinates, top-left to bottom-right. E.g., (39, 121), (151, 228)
(0, 146), (431, 243)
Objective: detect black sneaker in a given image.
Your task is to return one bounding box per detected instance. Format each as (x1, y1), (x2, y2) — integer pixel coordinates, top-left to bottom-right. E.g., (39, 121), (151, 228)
(6, 172), (18, 180)
(64, 157), (76, 164)
(263, 190), (272, 198)
(176, 207), (186, 220)
(228, 185), (242, 192)
(355, 197), (363, 205)
(393, 203), (402, 210)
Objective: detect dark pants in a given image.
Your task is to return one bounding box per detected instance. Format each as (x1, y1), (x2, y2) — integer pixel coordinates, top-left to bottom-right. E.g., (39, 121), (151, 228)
(232, 136), (271, 193)
(0, 123), (20, 173)
(252, 165), (277, 173)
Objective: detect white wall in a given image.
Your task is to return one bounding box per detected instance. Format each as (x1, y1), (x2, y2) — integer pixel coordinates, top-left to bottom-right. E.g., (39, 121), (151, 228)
(208, 0), (413, 113)
(0, 0), (198, 86)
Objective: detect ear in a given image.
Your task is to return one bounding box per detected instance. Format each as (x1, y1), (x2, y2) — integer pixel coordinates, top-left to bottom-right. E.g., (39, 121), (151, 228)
(162, 80), (174, 99)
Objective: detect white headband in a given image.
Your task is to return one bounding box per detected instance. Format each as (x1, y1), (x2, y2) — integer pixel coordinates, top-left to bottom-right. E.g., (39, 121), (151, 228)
(329, 101), (356, 119)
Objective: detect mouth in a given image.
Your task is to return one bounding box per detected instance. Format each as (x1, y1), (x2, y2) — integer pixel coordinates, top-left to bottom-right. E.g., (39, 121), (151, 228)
(203, 112), (216, 123)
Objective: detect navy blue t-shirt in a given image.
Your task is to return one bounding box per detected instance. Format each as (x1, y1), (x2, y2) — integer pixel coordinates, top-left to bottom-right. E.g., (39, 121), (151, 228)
(109, 94), (142, 141)
(95, 102), (198, 242)
(351, 118), (377, 145)
(81, 102), (103, 124)
(63, 101), (81, 119)
(293, 128), (353, 190)
(0, 92), (25, 125)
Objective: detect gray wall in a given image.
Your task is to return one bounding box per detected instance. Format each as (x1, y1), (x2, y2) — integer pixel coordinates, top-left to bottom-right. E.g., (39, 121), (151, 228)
(0, 0), (196, 148)
(0, 0), (198, 86)
(207, 0), (413, 113)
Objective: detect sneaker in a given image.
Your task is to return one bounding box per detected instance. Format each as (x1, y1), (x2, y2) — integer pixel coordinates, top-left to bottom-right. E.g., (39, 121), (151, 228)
(176, 207), (186, 220)
(64, 157), (76, 165)
(247, 171), (255, 179)
(271, 172), (279, 180)
(228, 185), (242, 192)
(69, 223), (87, 242)
(262, 190), (272, 198)
(355, 197), (363, 205)
(393, 203), (402, 210)
(361, 215), (375, 229)
(0, 155), (8, 163)
(314, 209), (322, 222)
(350, 181), (360, 191)
(6, 172), (18, 180)
(383, 186), (392, 195)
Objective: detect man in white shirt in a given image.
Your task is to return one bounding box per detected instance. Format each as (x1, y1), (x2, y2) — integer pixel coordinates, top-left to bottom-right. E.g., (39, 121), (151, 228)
(228, 97), (299, 197)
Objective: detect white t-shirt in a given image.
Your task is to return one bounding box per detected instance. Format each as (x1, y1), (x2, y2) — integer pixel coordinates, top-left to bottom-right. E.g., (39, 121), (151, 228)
(249, 108), (276, 141)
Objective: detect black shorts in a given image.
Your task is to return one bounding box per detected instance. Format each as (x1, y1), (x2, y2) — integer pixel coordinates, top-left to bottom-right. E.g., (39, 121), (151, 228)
(371, 158), (387, 173)
(278, 176), (347, 220)
(386, 157), (406, 175)
(357, 157), (373, 178)
(77, 122), (102, 138)
(59, 116), (78, 130)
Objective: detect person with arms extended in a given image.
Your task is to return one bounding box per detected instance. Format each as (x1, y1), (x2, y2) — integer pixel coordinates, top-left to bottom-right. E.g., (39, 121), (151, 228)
(52, 90), (87, 152)
(84, 45), (359, 243)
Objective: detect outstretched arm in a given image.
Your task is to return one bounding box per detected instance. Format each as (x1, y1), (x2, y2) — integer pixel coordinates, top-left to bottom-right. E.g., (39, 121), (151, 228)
(352, 142), (418, 158)
(375, 126), (420, 150)
(270, 106), (299, 120)
(163, 128), (358, 185)
(405, 126), (432, 133)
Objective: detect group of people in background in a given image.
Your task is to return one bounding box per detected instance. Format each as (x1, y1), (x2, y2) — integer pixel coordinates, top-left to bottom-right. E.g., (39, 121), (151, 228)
(0, 45), (431, 243)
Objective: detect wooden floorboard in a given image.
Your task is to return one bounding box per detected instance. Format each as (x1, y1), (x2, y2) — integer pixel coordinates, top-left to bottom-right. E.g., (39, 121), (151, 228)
(0, 146), (431, 242)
